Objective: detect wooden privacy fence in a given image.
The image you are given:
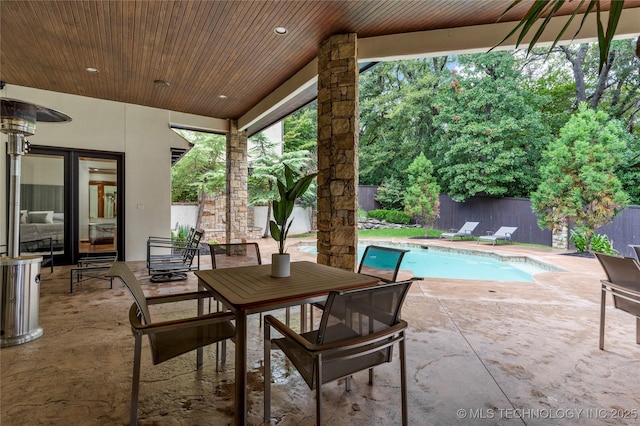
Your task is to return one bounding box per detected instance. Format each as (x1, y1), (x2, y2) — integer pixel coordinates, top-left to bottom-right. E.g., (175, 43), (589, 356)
(435, 195), (552, 246)
(357, 188), (639, 257)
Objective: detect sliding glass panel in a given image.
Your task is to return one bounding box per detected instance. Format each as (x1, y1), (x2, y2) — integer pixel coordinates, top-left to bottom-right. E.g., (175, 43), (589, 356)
(79, 157), (118, 253)
(19, 154), (66, 256)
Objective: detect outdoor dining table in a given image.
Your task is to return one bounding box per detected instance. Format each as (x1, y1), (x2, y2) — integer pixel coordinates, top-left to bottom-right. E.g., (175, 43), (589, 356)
(195, 260), (379, 426)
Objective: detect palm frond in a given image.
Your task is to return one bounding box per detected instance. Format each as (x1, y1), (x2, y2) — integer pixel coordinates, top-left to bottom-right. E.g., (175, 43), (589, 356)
(495, 0), (626, 72)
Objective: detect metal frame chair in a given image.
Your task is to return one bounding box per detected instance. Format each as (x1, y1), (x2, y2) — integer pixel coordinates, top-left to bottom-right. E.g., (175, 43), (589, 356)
(210, 242), (262, 268)
(264, 279), (417, 425)
(146, 228), (203, 282)
(107, 262), (234, 426)
(310, 245), (409, 325)
(594, 252), (640, 349)
(69, 251), (118, 293)
(209, 242), (262, 370)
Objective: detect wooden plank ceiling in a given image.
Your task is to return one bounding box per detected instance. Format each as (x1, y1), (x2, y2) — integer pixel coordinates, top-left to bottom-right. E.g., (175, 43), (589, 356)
(0, 0), (630, 129)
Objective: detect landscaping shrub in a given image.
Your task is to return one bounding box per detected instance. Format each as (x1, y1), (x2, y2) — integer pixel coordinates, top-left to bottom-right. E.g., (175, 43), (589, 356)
(590, 234), (617, 255)
(570, 228), (617, 254)
(367, 209), (412, 225)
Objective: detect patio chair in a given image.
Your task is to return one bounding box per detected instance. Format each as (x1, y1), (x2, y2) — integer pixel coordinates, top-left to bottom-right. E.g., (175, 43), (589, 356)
(69, 251), (118, 293)
(310, 245), (409, 325)
(106, 262), (235, 426)
(594, 253), (640, 350)
(630, 245), (640, 261)
(210, 242), (262, 269)
(439, 221), (479, 241)
(209, 242), (262, 370)
(477, 226), (518, 245)
(264, 279), (416, 426)
(146, 228), (203, 282)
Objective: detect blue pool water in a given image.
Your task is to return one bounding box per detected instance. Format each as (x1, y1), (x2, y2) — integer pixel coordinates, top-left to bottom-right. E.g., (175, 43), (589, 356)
(297, 245), (547, 282)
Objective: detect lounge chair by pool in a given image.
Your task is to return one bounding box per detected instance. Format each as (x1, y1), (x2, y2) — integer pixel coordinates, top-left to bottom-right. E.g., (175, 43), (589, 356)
(477, 226), (517, 245)
(439, 221), (479, 241)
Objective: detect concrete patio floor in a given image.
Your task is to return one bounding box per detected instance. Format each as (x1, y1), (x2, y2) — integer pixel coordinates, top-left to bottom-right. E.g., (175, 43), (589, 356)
(1, 238), (639, 425)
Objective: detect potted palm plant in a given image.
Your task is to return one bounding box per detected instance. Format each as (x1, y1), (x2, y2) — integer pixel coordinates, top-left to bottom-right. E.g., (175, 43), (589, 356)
(270, 164), (316, 277)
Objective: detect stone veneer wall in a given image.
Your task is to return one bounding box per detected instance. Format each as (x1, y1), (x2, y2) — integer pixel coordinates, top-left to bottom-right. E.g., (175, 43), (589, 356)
(226, 120), (249, 243)
(316, 33), (359, 271)
(552, 225), (569, 249)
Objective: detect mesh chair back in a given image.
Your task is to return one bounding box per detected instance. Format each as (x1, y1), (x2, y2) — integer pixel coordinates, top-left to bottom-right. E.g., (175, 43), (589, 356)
(357, 245), (409, 283)
(182, 229), (203, 265)
(209, 242), (262, 269)
(595, 253), (640, 315)
(317, 280), (413, 345)
(107, 262), (152, 325)
(631, 245), (640, 262)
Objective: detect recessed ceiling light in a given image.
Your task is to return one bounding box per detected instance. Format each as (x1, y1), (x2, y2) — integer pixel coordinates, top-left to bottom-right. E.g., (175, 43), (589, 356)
(154, 79), (170, 87)
(85, 67), (99, 73)
(274, 26), (288, 35)
(218, 95), (228, 99)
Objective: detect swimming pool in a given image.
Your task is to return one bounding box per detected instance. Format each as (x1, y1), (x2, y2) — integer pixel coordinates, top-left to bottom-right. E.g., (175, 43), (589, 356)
(297, 244), (553, 283)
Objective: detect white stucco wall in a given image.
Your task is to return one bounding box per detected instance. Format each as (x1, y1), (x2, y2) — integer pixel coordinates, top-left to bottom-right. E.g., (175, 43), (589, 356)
(1, 85), (227, 261)
(252, 205), (312, 237)
(171, 204), (198, 231)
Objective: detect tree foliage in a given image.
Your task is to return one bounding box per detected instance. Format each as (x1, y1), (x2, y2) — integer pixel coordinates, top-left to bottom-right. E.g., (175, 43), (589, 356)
(248, 132), (316, 237)
(359, 59), (450, 186)
(404, 153), (440, 231)
(531, 104), (630, 248)
(358, 40), (639, 205)
(284, 102), (317, 152)
(374, 176), (405, 211)
(432, 52), (551, 201)
(171, 130), (226, 202)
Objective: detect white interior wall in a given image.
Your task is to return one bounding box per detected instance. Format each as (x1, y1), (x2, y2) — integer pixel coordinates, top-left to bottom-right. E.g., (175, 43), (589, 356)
(1, 85), (226, 261)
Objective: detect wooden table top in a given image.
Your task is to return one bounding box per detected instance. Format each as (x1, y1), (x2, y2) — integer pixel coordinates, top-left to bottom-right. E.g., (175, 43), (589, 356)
(195, 261), (378, 312)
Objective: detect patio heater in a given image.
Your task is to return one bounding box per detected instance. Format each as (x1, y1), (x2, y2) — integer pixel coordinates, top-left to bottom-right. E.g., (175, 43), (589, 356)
(1, 98), (72, 347)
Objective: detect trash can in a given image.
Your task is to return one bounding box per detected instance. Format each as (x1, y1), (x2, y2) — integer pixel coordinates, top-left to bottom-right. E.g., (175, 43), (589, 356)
(1, 255), (43, 347)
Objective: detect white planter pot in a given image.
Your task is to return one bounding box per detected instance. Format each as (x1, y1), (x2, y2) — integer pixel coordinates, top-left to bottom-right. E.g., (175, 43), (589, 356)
(271, 253), (290, 278)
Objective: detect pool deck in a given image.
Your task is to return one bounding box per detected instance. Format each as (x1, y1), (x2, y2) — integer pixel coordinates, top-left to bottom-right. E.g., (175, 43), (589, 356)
(2, 238), (639, 425)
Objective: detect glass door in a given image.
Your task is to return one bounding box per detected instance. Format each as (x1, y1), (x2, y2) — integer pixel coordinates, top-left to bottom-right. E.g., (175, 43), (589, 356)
(9, 146), (125, 265)
(19, 152), (68, 262)
(79, 157), (118, 254)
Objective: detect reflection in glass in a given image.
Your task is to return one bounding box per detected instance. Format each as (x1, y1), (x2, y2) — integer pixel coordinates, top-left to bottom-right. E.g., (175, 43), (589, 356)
(19, 154), (65, 256)
(80, 157), (117, 252)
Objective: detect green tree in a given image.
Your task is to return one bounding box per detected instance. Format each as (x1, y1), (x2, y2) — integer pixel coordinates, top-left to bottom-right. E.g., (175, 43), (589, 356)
(359, 58), (450, 186)
(432, 51), (552, 201)
(248, 132), (315, 237)
(284, 102), (317, 152)
(531, 104), (630, 249)
(404, 153), (440, 235)
(171, 130), (226, 203)
(374, 176), (405, 211)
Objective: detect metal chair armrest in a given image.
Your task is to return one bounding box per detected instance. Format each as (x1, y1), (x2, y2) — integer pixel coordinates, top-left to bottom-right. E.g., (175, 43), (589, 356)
(310, 320), (408, 352)
(601, 280), (640, 302)
(144, 291), (213, 305)
(129, 304), (234, 335)
(264, 314), (315, 350)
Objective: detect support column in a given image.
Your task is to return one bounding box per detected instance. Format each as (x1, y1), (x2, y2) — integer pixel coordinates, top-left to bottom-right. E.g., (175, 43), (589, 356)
(226, 120), (248, 243)
(316, 33), (359, 271)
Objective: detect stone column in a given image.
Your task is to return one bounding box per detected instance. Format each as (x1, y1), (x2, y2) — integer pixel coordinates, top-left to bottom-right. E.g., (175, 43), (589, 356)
(226, 120), (248, 243)
(316, 33), (359, 271)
